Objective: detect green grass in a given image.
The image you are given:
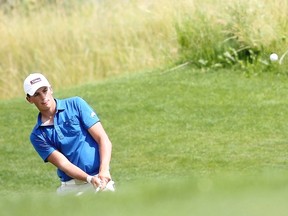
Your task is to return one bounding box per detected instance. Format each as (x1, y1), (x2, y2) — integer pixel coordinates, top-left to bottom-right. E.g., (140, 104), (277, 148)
(1, 68), (288, 215)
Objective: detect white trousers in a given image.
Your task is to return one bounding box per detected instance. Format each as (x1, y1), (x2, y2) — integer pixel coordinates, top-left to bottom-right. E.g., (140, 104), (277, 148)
(57, 179), (115, 195)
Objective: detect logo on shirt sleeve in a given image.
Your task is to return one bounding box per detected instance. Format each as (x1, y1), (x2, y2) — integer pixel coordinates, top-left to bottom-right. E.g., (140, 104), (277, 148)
(90, 112), (96, 118)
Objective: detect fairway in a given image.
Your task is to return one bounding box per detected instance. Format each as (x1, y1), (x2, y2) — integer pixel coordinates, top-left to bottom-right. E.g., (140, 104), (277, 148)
(1, 68), (288, 215)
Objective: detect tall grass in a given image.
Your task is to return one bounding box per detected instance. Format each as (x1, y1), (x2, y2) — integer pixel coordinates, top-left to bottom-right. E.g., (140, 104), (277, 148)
(176, 0), (288, 70)
(0, 0), (179, 98)
(1, 0), (288, 99)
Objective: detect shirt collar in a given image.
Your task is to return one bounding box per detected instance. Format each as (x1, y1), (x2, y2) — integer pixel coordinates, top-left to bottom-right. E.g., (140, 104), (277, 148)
(55, 98), (65, 112)
(35, 98), (65, 128)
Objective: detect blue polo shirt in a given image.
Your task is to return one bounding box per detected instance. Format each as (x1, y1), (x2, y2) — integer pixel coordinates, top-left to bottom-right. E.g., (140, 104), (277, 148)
(30, 97), (100, 182)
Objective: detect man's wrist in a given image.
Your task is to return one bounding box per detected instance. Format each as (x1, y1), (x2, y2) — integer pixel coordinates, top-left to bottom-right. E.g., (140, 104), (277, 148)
(86, 175), (93, 184)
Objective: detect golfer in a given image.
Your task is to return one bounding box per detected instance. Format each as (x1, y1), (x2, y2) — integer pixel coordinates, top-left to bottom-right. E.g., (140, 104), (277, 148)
(23, 73), (115, 194)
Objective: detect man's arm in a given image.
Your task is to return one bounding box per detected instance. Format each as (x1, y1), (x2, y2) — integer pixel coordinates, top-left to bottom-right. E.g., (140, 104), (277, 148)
(47, 150), (102, 188)
(88, 122), (112, 185)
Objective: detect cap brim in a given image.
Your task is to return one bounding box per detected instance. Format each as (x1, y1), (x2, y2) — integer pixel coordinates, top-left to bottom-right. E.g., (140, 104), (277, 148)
(27, 83), (50, 96)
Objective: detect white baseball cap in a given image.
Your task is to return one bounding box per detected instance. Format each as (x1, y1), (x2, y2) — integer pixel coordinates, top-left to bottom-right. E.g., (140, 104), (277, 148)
(23, 73), (51, 96)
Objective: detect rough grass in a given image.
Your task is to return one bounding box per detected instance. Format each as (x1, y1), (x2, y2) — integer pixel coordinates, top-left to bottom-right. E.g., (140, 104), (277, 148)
(1, 0), (288, 99)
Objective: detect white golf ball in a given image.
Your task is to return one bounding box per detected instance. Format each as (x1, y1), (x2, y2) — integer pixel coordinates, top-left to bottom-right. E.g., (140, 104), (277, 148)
(270, 53), (278, 61)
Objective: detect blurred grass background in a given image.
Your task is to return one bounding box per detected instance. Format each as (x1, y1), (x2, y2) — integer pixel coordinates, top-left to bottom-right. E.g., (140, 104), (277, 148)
(1, 0), (288, 99)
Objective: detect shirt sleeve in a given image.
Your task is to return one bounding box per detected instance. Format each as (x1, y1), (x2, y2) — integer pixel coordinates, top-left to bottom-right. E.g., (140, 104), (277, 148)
(30, 131), (56, 162)
(75, 97), (100, 129)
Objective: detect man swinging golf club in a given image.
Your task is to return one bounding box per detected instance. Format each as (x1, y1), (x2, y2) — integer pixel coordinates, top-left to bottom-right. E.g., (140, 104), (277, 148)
(24, 73), (115, 195)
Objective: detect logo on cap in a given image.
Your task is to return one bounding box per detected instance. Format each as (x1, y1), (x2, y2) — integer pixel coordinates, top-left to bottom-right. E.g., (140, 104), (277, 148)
(30, 78), (41, 85)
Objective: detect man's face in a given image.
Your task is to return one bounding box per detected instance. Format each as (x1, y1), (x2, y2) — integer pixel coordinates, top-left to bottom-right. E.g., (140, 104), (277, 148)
(26, 86), (54, 111)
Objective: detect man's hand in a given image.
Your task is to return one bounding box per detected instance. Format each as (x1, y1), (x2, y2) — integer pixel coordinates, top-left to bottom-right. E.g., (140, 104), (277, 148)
(87, 175), (103, 190)
(98, 170), (111, 189)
